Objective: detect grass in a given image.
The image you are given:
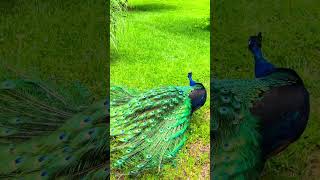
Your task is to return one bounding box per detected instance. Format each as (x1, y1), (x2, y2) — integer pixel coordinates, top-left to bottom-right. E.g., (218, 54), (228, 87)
(110, 0), (210, 179)
(212, 0), (320, 178)
(0, 0), (107, 98)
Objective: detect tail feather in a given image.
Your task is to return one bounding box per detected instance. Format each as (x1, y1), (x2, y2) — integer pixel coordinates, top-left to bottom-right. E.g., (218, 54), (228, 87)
(111, 86), (194, 175)
(0, 79), (109, 179)
(110, 86), (138, 106)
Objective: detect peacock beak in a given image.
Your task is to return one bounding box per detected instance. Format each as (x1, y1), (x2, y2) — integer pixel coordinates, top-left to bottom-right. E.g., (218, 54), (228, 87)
(189, 83), (207, 112)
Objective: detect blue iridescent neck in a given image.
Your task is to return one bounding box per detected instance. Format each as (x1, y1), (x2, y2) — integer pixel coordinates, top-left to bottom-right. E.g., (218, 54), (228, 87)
(252, 46), (263, 58)
(188, 72), (196, 86)
(251, 47), (275, 78)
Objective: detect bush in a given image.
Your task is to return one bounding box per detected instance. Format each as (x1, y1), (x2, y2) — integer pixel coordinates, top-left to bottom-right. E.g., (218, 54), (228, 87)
(110, 0), (127, 48)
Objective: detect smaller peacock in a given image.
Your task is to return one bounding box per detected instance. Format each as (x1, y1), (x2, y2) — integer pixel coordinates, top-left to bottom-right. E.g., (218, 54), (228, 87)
(110, 73), (207, 176)
(211, 32), (310, 179)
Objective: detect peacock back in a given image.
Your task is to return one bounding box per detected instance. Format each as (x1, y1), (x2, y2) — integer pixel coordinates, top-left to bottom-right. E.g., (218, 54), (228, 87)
(211, 68), (309, 179)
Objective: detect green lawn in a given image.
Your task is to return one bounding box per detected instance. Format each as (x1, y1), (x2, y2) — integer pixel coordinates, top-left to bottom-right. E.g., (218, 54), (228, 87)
(0, 0), (107, 98)
(111, 0), (210, 178)
(212, 0), (320, 178)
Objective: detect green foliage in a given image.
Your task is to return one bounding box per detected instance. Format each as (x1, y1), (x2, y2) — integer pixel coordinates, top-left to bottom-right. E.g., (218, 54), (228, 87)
(212, 0), (320, 178)
(110, 0), (127, 48)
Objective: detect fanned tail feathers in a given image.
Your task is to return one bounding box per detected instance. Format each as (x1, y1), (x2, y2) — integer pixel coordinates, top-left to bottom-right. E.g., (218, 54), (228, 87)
(110, 86), (194, 175)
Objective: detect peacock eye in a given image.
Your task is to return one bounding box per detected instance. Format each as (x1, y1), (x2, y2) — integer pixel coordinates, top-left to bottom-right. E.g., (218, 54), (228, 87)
(41, 171), (48, 176)
(117, 159), (124, 164)
(65, 156), (72, 161)
(14, 117), (21, 123)
(88, 129), (95, 135)
(221, 96), (231, 104)
(221, 89), (229, 94)
(126, 149), (132, 153)
(1, 80), (15, 89)
(219, 107), (230, 115)
(137, 164), (144, 168)
(15, 157), (23, 164)
(63, 146), (70, 153)
(38, 155), (46, 162)
(59, 133), (66, 140)
(83, 117), (91, 123)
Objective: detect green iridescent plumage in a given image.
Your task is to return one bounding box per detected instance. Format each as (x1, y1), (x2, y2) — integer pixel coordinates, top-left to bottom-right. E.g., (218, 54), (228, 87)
(0, 79), (108, 179)
(110, 85), (202, 175)
(211, 71), (297, 179)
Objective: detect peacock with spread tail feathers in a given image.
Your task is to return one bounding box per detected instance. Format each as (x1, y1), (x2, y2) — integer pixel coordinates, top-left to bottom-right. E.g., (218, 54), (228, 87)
(211, 33), (310, 179)
(110, 73), (207, 176)
(0, 79), (109, 179)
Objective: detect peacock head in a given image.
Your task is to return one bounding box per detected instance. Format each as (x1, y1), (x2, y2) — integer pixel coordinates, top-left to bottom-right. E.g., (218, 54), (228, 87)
(248, 32), (262, 50)
(188, 72), (207, 112)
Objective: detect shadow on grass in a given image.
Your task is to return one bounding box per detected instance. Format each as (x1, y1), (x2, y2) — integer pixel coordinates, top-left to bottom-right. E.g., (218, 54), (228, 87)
(204, 24), (210, 31)
(128, 3), (176, 12)
(110, 50), (122, 64)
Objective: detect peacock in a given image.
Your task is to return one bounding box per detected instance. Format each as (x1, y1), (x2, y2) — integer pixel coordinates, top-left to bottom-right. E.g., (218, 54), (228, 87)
(110, 73), (207, 176)
(0, 78), (109, 179)
(211, 32), (310, 179)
